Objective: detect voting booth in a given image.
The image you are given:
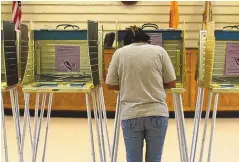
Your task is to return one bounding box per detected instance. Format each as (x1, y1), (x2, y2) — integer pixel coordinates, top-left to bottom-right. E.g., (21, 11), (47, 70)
(191, 22), (239, 162)
(21, 21), (110, 162)
(1, 20), (29, 162)
(110, 23), (189, 162)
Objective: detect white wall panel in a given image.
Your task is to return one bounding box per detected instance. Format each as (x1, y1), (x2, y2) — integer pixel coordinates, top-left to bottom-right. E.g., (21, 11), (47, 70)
(2, 1), (239, 47)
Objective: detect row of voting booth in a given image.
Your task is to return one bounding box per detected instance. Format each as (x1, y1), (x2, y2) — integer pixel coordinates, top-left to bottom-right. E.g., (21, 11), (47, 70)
(1, 20), (239, 162)
(191, 22), (239, 162)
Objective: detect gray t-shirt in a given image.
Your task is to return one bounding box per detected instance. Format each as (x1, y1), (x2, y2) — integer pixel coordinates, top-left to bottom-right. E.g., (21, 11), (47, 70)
(106, 43), (176, 120)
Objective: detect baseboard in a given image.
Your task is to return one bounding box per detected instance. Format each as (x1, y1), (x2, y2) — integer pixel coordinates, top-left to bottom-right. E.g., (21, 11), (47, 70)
(4, 109), (239, 118)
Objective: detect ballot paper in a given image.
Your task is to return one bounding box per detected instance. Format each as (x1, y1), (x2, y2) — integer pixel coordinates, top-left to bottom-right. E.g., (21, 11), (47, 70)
(55, 46), (80, 72)
(225, 43), (239, 76)
(147, 33), (163, 46)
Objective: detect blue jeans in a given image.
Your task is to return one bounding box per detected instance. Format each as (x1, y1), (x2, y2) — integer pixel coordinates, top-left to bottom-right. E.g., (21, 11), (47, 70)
(121, 116), (168, 162)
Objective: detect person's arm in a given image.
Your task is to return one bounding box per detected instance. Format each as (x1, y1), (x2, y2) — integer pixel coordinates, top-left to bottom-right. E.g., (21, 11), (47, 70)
(106, 51), (120, 91)
(107, 84), (120, 91)
(161, 48), (177, 89)
(163, 80), (176, 89)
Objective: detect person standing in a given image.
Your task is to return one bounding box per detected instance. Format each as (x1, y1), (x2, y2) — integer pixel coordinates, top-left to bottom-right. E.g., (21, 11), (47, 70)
(106, 27), (176, 162)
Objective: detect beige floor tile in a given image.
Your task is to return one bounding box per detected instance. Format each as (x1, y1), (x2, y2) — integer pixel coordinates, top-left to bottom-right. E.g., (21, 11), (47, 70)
(1, 117), (239, 162)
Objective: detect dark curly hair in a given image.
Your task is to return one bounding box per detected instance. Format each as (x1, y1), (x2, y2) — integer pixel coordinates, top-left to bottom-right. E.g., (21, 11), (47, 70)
(124, 26), (150, 46)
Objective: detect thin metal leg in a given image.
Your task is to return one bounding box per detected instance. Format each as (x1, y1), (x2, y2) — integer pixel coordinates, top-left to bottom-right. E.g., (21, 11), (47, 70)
(99, 86), (112, 156)
(199, 91), (213, 162)
(33, 93), (47, 162)
(42, 93), (53, 162)
(9, 89), (21, 162)
(190, 87), (204, 162)
(1, 93), (9, 162)
(92, 90), (103, 162)
(14, 88), (21, 142)
(33, 93), (40, 153)
(24, 93), (34, 151)
(20, 93), (31, 162)
(111, 94), (121, 162)
(207, 93), (219, 162)
(114, 106), (121, 162)
(96, 88), (106, 162)
(173, 93), (184, 162)
(190, 87), (201, 162)
(177, 94), (190, 162)
(85, 93), (96, 162)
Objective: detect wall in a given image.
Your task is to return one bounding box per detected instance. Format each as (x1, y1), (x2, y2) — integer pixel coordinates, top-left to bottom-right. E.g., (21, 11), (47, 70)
(2, 1), (239, 48)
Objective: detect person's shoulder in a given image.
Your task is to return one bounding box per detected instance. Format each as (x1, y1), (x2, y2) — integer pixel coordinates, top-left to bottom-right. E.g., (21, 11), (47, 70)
(144, 44), (166, 53)
(115, 44), (132, 54)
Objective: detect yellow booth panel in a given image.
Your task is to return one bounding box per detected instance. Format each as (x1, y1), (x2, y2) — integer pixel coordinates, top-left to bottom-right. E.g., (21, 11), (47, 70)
(3, 49), (239, 111)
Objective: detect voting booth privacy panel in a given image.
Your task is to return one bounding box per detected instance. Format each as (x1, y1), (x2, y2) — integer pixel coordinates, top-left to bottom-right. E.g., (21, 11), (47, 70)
(1, 21), (18, 90)
(13, 20), (110, 162)
(199, 29), (239, 91)
(1, 21), (29, 90)
(211, 30), (239, 90)
(22, 20), (103, 93)
(190, 26), (239, 162)
(116, 26), (187, 90)
(1, 21), (29, 162)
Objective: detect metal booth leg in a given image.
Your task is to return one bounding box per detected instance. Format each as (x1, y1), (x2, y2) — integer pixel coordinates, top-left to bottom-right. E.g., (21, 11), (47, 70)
(199, 91), (213, 162)
(96, 88), (106, 162)
(92, 90), (104, 162)
(13, 88), (22, 144)
(9, 89), (22, 162)
(42, 92), (53, 162)
(23, 93), (34, 151)
(111, 94), (121, 162)
(190, 87), (205, 162)
(1, 93), (9, 162)
(33, 93), (40, 155)
(207, 93), (219, 162)
(19, 92), (31, 162)
(99, 86), (112, 156)
(85, 93), (96, 162)
(177, 94), (190, 162)
(173, 93), (190, 162)
(173, 93), (184, 162)
(33, 93), (47, 162)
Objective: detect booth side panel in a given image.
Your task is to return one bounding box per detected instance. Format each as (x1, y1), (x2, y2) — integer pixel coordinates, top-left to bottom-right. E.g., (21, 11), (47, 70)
(20, 24), (29, 81)
(3, 22), (19, 87)
(22, 30), (35, 85)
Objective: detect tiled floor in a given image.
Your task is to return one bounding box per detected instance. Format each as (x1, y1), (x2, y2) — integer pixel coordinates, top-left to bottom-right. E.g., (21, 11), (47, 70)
(1, 116), (239, 162)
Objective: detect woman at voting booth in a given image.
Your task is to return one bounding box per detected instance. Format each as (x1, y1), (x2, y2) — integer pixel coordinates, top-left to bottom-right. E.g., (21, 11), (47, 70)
(2, 1), (239, 162)
(106, 26), (176, 162)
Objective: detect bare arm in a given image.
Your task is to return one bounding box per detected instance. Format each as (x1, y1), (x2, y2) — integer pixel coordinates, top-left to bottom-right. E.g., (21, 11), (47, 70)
(164, 80), (176, 89)
(105, 51), (120, 90)
(161, 48), (177, 89)
(106, 84), (120, 91)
